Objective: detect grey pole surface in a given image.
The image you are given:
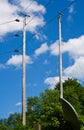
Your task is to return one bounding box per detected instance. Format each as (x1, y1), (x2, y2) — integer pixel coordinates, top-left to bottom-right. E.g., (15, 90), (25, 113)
(58, 13), (80, 130)
(22, 16), (26, 125)
(58, 13), (63, 99)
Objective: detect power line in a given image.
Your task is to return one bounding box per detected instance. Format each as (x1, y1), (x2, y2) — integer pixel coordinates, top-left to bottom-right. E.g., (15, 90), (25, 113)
(61, 0), (76, 12)
(0, 48), (20, 55)
(0, 0), (39, 26)
(0, 0), (52, 34)
(0, 0), (76, 27)
(0, 0), (77, 57)
(26, 0), (52, 25)
(0, 0), (51, 46)
(4, 0), (76, 57)
(0, 19), (20, 26)
(26, 0), (77, 43)
(0, 20), (16, 26)
(14, 0), (52, 40)
(23, 0), (77, 85)
(0, 0), (52, 53)
(23, 0), (39, 13)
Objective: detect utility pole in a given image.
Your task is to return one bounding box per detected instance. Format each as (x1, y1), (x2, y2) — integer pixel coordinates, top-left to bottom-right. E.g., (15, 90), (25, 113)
(15, 15), (30, 126)
(22, 15), (26, 125)
(58, 13), (63, 99)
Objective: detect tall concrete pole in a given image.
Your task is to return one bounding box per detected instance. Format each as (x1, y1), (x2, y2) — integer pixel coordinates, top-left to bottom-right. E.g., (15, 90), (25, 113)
(58, 13), (63, 99)
(22, 15), (26, 125)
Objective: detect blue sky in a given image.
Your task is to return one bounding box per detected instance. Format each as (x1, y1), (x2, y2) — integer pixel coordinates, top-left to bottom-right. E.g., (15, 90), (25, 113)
(0, 0), (84, 118)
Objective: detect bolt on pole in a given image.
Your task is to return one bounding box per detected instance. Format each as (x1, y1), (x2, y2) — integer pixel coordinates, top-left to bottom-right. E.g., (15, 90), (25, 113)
(22, 15), (26, 126)
(58, 13), (63, 99)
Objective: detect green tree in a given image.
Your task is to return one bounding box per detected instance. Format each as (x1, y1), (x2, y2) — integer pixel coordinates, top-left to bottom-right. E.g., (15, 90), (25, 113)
(26, 96), (41, 128)
(26, 78), (84, 130)
(26, 89), (63, 129)
(7, 113), (22, 129)
(0, 78), (84, 130)
(63, 78), (84, 115)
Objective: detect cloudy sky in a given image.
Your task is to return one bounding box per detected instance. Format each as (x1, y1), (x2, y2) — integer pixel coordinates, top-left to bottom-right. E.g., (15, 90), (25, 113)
(0, 0), (84, 118)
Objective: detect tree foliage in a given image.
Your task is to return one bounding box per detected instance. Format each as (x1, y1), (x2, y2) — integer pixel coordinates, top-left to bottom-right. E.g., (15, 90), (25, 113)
(0, 78), (84, 130)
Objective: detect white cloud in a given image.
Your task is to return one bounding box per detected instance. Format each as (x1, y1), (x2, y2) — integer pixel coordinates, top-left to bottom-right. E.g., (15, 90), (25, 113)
(34, 43), (49, 56)
(67, 1), (75, 22)
(18, 0), (46, 14)
(0, 0), (46, 36)
(44, 76), (68, 89)
(50, 35), (84, 60)
(27, 16), (45, 33)
(63, 35), (84, 60)
(16, 102), (22, 106)
(64, 57), (84, 80)
(6, 55), (33, 66)
(0, 0), (21, 35)
(68, 5), (74, 13)
(34, 32), (47, 40)
(49, 40), (59, 56)
(49, 35), (84, 81)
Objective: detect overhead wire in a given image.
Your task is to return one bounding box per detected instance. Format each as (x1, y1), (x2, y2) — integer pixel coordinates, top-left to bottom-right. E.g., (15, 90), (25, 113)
(0, 0), (76, 58)
(0, 20), (16, 26)
(24, 0), (77, 52)
(0, 1), (54, 100)
(20, 6), (52, 75)
(0, 0), (76, 54)
(0, 0), (78, 93)
(0, 0), (39, 26)
(0, 49), (18, 55)
(0, 0), (50, 50)
(0, 0), (76, 30)
(28, 0), (76, 37)
(25, 0), (77, 83)
(26, 0), (52, 25)
(22, 0), (76, 56)
(0, 0), (77, 81)
(61, 0), (76, 12)
(22, 0), (39, 13)
(0, 0), (52, 56)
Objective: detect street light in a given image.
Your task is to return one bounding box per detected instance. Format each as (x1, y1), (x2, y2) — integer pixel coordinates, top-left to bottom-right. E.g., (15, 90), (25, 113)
(58, 12), (80, 130)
